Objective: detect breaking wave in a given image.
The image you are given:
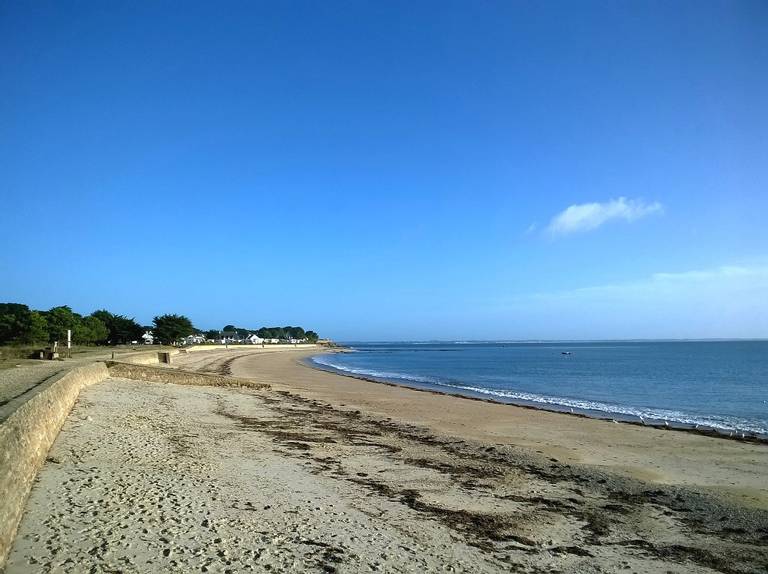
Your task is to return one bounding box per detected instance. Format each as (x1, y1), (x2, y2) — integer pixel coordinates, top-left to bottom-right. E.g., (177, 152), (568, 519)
(310, 355), (767, 436)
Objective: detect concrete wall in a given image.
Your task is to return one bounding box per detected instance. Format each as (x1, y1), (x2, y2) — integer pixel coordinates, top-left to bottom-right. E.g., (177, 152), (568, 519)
(113, 344), (319, 364)
(0, 344), (297, 566)
(114, 349), (181, 365)
(110, 345), (320, 366)
(0, 363), (109, 568)
(106, 362), (270, 390)
(184, 343), (319, 353)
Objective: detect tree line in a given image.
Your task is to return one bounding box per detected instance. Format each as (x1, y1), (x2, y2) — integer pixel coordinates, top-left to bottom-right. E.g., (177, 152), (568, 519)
(0, 303), (131, 346)
(0, 302), (319, 346)
(211, 325), (319, 343)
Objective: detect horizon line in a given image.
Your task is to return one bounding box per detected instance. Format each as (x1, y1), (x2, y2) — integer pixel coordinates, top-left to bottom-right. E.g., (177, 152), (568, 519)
(336, 338), (768, 344)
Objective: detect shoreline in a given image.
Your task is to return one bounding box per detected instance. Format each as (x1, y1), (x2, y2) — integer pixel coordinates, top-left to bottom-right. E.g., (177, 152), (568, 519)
(177, 347), (768, 508)
(6, 346), (768, 572)
(304, 352), (768, 445)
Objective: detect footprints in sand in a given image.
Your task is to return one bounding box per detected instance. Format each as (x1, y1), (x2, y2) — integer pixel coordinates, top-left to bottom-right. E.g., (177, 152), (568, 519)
(7, 377), (768, 573)
(8, 380), (480, 573)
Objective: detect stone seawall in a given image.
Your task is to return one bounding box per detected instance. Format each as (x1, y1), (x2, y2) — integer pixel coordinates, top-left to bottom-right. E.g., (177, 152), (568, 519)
(0, 363), (109, 567)
(184, 343), (319, 353)
(106, 362), (270, 390)
(112, 344), (320, 365)
(0, 346), (294, 566)
(114, 349), (179, 365)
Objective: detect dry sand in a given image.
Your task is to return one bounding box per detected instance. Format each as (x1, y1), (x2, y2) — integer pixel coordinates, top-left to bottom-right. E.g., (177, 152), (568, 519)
(183, 349), (768, 509)
(6, 348), (768, 573)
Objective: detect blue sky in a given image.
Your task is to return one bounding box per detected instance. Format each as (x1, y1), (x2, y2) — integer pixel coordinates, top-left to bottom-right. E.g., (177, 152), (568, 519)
(1, 1), (766, 340)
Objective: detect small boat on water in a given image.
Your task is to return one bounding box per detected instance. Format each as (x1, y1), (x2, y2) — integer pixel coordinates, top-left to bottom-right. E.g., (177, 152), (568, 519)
(561, 351), (572, 356)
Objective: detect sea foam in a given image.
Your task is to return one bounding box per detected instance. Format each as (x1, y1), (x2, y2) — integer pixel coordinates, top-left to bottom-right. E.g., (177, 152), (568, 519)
(310, 353), (767, 436)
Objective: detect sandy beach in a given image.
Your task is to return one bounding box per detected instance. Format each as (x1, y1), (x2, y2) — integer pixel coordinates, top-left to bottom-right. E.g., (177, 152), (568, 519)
(6, 348), (768, 573)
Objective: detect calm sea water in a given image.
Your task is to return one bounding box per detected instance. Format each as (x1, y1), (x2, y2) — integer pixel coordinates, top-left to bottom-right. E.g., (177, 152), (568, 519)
(309, 341), (768, 437)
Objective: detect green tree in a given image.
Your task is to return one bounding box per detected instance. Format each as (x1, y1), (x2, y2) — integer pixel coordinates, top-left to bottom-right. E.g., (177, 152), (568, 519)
(204, 329), (219, 340)
(305, 331), (319, 343)
(153, 314), (195, 344)
(91, 310), (144, 344)
(0, 303), (27, 344)
(43, 306), (82, 343)
(0, 303), (49, 344)
(222, 324), (236, 332)
(73, 316), (109, 345)
(287, 326), (306, 339)
(26, 311), (50, 343)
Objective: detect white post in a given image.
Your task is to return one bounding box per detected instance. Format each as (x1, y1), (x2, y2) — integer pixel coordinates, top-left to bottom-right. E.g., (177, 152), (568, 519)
(67, 329), (72, 358)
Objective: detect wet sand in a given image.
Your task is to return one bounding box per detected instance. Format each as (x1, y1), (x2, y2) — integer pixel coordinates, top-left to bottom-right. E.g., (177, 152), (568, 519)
(202, 348), (768, 510)
(6, 348), (768, 573)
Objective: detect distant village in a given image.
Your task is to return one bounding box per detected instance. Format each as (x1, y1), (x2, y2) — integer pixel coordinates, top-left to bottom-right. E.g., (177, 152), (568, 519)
(0, 302), (324, 348)
(141, 325), (321, 346)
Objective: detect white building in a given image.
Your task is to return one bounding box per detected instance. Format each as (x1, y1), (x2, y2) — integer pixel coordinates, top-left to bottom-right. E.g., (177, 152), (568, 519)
(244, 334), (264, 345)
(141, 331), (154, 345)
(184, 334), (206, 345)
(221, 331), (242, 343)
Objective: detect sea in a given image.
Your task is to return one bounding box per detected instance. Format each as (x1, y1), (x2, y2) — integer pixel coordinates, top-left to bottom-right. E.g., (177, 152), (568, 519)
(309, 341), (768, 438)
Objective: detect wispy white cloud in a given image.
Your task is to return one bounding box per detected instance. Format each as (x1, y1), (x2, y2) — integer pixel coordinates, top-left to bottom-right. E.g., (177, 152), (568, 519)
(545, 197), (663, 236)
(533, 264), (768, 301)
(490, 262), (768, 339)
(650, 266), (758, 283)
